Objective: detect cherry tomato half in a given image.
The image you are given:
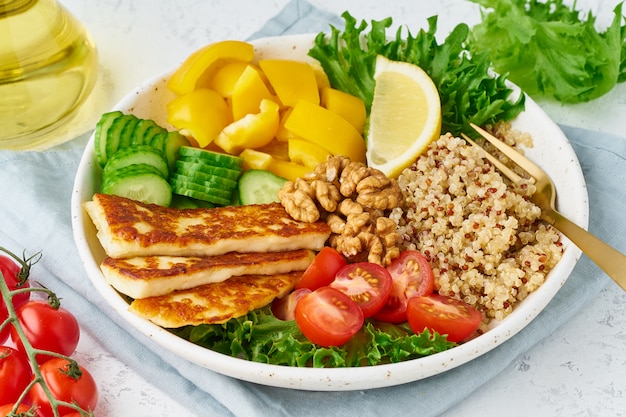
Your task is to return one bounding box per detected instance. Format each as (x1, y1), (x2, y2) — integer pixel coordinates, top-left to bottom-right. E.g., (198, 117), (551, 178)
(0, 254), (31, 311)
(329, 262), (392, 318)
(374, 250), (435, 323)
(28, 358), (98, 417)
(11, 300), (80, 364)
(0, 347), (32, 406)
(407, 294), (482, 342)
(271, 288), (311, 321)
(295, 286), (364, 347)
(295, 247), (347, 291)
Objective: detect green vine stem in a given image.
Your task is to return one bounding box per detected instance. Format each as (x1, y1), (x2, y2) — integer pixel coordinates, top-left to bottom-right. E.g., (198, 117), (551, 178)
(0, 247), (94, 417)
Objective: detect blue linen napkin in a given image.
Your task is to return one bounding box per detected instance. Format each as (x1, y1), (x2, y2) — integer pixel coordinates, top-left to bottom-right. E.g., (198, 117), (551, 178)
(0, 1), (624, 416)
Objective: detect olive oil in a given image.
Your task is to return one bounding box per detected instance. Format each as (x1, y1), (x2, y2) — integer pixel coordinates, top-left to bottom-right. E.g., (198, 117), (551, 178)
(0, 0), (97, 149)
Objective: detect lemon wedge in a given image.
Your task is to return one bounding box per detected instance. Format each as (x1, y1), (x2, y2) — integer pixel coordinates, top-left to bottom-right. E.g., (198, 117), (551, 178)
(366, 55), (442, 178)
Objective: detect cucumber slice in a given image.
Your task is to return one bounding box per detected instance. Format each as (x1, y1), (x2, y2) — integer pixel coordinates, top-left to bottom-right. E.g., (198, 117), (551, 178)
(105, 114), (137, 162)
(101, 164), (172, 206)
(149, 131), (168, 153)
(238, 169), (287, 205)
(132, 119), (159, 145)
(171, 183), (232, 206)
(171, 168), (238, 191)
(175, 160), (242, 181)
(103, 145), (169, 180)
(164, 131), (190, 172)
(170, 175), (233, 200)
(119, 116), (140, 149)
(94, 111), (123, 166)
(179, 146), (243, 169)
(170, 194), (215, 209)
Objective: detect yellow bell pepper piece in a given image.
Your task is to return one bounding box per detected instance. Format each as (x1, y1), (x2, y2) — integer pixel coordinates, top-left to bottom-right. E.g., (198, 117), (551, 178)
(166, 88), (232, 148)
(275, 108), (299, 142)
(259, 59), (320, 107)
(312, 65), (331, 90)
(268, 159), (311, 182)
(214, 98), (280, 155)
(288, 138), (331, 168)
(209, 61), (250, 98)
(239, 148), (274, 171)
(257, 138), (290, 161)
(167, 40), (254, 95)
(320, 87), (367, 134)
(231, 65), (276, 121)
(284, 100), (366, 163)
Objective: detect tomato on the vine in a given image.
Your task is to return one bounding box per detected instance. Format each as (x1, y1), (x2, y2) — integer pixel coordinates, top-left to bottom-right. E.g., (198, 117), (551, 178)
(0, 347), (32, 406)
(271, 288), (311, 321)
(0, 403), (34, 417)
(374, 250), (435, 323)
(0, 303), (9, 345)
(10, 300), (80, 364)
(329, 262), (392, 318)
(295, 247), (346, 291)
(0, 254), (31, 311)
(28, 358), (98, 417)
(295, 286), (363, 347)
(1, 254), (31, 344)
(407, 294), (482, 342)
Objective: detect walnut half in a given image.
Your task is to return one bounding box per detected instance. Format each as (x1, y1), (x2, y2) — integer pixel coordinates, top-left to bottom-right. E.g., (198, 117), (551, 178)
(278, 155), (402, 266)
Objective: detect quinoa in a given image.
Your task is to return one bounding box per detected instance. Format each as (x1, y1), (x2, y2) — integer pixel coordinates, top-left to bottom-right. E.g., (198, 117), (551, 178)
(390, 130), (563, 322)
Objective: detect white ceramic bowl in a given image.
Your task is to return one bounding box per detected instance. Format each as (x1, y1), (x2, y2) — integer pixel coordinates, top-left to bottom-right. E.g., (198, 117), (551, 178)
(71, 34), (588, 391)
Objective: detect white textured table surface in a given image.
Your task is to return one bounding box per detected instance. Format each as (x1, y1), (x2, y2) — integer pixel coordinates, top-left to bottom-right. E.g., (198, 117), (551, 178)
(61, 0), (626, 416)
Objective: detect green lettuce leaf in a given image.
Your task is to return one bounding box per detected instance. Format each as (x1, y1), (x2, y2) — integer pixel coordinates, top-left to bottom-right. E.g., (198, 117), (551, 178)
(171, 306), (455, 368)
(308, 11), (524, 136)
(468, 0), (626, 103)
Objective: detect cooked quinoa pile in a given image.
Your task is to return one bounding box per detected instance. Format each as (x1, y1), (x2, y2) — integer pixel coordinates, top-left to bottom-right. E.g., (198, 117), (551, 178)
(390, 131), (563, 321)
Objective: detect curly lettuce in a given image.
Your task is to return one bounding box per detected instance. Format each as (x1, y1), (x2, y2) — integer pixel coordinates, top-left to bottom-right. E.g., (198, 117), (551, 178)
(468, 0), (626, 103)
(171, 306), (454, 368)
(308, 11), (525, 136)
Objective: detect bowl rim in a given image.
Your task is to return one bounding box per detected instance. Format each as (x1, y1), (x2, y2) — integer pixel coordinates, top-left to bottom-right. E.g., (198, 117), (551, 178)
(70, 33), (588, 391)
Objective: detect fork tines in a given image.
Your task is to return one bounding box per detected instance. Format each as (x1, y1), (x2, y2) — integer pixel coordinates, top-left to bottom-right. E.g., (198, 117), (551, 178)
(461, 123), (536, 186)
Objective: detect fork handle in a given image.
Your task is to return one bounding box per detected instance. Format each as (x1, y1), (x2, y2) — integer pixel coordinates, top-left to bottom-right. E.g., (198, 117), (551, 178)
(546, 210), (626, 291)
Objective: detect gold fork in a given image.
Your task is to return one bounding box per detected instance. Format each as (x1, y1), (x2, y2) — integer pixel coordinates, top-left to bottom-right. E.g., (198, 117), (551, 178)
(462, 123), (626, 292)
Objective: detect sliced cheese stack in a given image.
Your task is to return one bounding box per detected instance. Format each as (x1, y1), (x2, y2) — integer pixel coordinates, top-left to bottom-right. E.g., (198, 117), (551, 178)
(84, 193), (331, 327)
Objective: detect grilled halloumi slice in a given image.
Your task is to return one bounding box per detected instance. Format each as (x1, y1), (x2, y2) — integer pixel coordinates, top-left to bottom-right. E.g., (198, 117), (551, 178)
(83, 194), (330, 259)
(128, 271), (301, 327)
(100, 249), (314, 299)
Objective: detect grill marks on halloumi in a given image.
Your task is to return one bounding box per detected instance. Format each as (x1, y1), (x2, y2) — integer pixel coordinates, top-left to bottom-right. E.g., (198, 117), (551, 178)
(83, 193), (331, 326)
(84, 193), (330, 258)
(100, 249), (315, 299)
(129, 271), (302, 327)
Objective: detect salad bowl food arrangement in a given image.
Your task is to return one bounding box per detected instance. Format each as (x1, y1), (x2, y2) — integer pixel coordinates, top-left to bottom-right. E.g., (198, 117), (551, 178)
(71, 21), (588, 390)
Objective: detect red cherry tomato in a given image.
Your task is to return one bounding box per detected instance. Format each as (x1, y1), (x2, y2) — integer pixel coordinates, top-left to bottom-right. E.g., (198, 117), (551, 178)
(374, 250), (435, 323)
(0, 403), (35, 417)
(295, 286), (364, 347)
(28, 358), (98, 417)
(407, 294), (482, 342)
(329, 262), (392, 318)
(10, 300), (80, 364)
(0, 254), (31, 311)
(271, 288), (312, 321)
(295, 247), (347, 291)
(0, 347), (32, 406)
(1, 255), (31, 344)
